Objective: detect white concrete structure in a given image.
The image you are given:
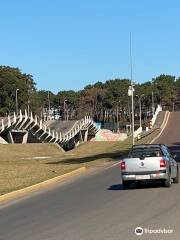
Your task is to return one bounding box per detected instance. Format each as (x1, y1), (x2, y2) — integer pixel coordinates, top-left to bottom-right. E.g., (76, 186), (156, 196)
(0, 110), (99, 150)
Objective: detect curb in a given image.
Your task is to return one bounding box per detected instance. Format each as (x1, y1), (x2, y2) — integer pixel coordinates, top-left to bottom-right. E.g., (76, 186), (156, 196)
(150, 111), (170, 144)
(0, 166), (87, 204)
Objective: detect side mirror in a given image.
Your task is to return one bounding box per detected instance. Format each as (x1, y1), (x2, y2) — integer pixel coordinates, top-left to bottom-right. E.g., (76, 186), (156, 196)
(172, 154), (177, 160)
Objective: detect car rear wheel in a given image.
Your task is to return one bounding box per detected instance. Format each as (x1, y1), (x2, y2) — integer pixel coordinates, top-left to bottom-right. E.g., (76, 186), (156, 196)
(122, 180), (131, 189)
(163, 172), (172, 188)
(173, 166), (179, 183)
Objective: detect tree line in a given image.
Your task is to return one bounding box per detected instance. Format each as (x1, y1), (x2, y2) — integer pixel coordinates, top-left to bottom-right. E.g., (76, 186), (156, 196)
(0, 65), (180, 127)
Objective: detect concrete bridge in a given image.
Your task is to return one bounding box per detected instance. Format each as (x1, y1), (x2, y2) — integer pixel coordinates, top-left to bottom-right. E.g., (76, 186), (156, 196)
(0, 110), (99, 150)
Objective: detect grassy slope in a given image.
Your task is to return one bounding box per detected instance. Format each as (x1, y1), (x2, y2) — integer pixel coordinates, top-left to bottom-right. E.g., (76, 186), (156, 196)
(0, 125), (160, 196)
(0, 140), (131, 195)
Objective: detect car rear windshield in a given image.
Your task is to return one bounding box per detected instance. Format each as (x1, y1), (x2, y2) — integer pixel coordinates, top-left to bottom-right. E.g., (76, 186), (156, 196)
(129, 147), (163, 158)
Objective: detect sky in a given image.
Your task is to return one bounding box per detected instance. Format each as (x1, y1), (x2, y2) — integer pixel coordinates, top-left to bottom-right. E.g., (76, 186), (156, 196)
(0, 0), (180, 93)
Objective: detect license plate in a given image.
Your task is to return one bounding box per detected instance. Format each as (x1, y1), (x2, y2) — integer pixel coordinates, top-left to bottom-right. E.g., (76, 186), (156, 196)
(136, 175), (150, 180)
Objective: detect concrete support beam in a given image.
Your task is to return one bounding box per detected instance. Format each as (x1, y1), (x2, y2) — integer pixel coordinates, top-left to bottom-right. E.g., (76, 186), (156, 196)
(39, 130), (48, 139)
(79, 130), (83, 142)
(1, 119), (5, 132)
(0, 136), (8, 144)
(17, 118), (29, 130)
(7, 131), (14, 144)
(84, 129), (88, 142)
(13, 112), (17, 124)
(22, 119), (32, 130)
(22, 132), (28, 144)
(8, 115), (11, 128)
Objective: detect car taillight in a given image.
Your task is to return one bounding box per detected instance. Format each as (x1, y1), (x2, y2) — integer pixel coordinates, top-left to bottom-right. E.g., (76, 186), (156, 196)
(120, 161), (126, 170)
(160, 159), (166, 168)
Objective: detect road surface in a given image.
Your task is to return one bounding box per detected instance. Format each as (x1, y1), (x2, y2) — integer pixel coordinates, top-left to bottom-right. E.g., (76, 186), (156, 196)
(0, 112), (180, 240)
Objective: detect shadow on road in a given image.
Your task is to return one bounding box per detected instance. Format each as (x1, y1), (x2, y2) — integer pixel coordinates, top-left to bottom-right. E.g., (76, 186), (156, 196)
(107, 184), (123, 190)
(107, 182), (163, 191)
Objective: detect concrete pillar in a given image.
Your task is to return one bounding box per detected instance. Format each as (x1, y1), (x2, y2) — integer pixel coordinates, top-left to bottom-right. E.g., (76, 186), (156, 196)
(8, 115), (11, 128)
(24, 109), (28, 120)
(30, 112), (33, 122)
(59, 132), (62, 142)
(1, 119), (4, 132)
(7, 131), (14, 144)
(22, 132), (29, 144)
(84, 129), (88, 142)
(39, 119), (43, 129)
(79, 130), (83, 142)
(13, 112), (17, 124)
(35, 115), (38, 125)
(19, 110), (23, 121)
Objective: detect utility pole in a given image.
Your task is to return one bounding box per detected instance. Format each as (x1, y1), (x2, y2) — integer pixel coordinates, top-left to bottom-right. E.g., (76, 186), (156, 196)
(131, 83), (135, 145)
(136, 94), (144, 128)
(130, 33), (135, 145)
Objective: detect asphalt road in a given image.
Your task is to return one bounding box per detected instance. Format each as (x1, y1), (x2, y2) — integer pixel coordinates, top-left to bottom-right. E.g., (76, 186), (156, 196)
(1, 112), (180, 240)
(153, 112), (180, 146)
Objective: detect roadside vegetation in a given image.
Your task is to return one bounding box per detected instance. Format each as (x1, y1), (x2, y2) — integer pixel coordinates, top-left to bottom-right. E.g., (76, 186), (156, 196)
(0, 141), (131, 195)
(0, 65), (180, 124)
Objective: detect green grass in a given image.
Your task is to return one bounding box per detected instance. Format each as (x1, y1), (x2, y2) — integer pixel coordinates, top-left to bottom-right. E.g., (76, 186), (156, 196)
(0, 140), (131, 195)
(0, 126), (161, 196)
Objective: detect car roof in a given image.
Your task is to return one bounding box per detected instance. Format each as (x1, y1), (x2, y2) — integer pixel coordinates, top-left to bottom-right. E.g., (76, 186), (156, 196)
(132, 144), (166, 149)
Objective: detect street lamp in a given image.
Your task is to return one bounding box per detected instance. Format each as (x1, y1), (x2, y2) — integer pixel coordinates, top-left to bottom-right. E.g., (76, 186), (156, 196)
(128, 83), (135, 145)
(136, 94), (144, 128)
(15, 89), (19, 114)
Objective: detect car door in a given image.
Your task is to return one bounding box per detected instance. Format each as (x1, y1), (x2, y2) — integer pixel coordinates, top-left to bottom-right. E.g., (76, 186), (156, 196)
(165, 146), (177, 178)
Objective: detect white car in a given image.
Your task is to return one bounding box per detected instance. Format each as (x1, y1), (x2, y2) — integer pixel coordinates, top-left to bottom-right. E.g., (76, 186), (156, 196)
(121, 144), (179, 189)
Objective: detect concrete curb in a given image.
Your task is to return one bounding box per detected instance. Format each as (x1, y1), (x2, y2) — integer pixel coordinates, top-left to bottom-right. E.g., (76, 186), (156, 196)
(0, 167), (87, 204)
(150, 111), (170, 144)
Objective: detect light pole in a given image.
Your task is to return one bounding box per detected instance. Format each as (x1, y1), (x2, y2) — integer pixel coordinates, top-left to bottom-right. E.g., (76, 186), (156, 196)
(15, 89), (19, 114)
(136, 94), (144, 128)
(129, 32), (135, 145)
(128, 84), (135, 145)
(131, 83), (135, 145)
